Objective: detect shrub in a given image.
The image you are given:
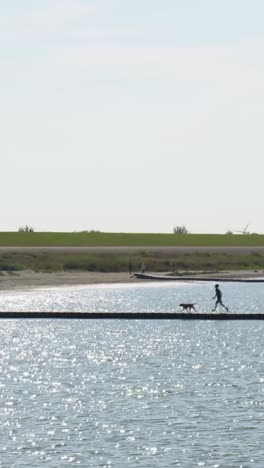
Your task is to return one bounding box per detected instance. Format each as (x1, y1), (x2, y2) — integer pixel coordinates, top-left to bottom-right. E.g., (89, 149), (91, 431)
(173, 225), (188, 235)
(0, 263), (24, 271)
(18, 225), (34, 232)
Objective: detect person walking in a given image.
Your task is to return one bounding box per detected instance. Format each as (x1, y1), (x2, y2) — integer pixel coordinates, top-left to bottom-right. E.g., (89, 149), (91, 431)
(212, 284), (229, 312)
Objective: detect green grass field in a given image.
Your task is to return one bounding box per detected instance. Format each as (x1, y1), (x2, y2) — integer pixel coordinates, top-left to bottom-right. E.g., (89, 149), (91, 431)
(0, 232), (264, 247)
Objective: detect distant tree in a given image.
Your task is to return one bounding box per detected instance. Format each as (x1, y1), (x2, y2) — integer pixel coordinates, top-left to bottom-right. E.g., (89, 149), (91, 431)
(173, 225), (188, 235)
(76, 230), (101, 234)
(18, 225), (34, 232)
(226, 230), (233, 235)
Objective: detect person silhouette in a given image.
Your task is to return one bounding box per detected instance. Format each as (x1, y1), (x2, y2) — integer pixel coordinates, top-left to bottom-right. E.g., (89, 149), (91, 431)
(212, 284), (229, 312)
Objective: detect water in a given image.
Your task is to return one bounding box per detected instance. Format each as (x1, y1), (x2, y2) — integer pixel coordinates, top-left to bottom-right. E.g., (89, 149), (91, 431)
(1, 282), (264, 467)
(0, 281), (264, 312)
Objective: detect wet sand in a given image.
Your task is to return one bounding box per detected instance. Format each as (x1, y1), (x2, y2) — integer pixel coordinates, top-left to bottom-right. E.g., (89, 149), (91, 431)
(0, 271), (138, 292)
(0, 269), (263, 292)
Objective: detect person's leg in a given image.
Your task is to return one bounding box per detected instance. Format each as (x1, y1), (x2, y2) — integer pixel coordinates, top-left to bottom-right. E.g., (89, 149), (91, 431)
(221, 301), (228, 312)
(212, 300), (219, 311)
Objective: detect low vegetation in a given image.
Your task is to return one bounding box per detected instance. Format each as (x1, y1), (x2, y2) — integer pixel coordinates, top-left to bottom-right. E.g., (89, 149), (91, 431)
(18, 225), (34, 233)
(0, 251), (264, 273)
(0, 231), (263, 273)
(173, 225), (189, 235)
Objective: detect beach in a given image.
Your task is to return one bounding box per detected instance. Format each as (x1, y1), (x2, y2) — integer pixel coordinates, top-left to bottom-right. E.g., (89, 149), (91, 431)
(0, 269), (263, 292)
(0, 271), (140, 291)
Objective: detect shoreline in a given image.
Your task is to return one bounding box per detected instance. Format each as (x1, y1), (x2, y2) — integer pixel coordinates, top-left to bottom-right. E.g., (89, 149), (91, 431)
(0, 271), (138, 292)
(0, 269), (263, 292)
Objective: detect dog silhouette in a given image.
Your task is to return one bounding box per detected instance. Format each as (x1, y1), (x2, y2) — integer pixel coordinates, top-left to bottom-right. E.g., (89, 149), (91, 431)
(179, 303), (197, 312)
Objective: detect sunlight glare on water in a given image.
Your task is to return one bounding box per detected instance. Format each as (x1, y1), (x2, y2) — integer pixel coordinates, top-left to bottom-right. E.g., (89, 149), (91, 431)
(0, 282), (264, 466)
(0, 281), (264, 312)
(0, 319), (264, 467)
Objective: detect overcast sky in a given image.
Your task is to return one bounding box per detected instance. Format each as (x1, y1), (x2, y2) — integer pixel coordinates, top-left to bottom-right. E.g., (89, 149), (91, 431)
(2, 0), (264, 233)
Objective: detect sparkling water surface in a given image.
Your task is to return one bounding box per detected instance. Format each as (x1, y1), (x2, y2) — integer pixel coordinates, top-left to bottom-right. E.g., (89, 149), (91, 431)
(1, 282), (264, 467)
(0, 281), (264, 313)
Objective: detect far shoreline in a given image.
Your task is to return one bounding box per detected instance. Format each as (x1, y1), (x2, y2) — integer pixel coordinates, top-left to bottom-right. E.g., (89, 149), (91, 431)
(0, 269), (264, 293)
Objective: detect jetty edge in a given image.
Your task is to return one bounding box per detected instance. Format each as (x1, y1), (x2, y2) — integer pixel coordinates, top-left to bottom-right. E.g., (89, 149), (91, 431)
(1, 311), (264, 320)
(134, 273), (264, 283)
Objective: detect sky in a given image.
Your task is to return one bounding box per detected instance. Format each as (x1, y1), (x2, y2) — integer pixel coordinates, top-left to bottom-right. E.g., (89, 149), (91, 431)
(1, 0), (264, 233)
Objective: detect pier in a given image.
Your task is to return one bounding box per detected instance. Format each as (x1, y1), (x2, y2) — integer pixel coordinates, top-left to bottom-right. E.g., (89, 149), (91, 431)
(1, 311), (264, 320)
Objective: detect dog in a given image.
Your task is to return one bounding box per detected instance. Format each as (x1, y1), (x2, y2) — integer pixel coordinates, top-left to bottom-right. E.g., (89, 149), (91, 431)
(179, 303), (197, 312)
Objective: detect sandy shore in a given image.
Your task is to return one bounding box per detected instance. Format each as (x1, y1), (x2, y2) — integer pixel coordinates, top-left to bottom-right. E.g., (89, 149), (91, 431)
(0, 271), (139, 291)
(0, 269), (263, 292)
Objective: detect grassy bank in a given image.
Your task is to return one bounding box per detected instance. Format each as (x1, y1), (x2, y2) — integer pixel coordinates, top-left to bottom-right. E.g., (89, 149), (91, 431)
(1, 251), (264, 273)
(0, 232), (264, 247)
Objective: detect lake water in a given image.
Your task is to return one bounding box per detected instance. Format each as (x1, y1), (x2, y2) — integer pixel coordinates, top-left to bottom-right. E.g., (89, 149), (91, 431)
(1, 282), (264, 467)
(0, 280), (264, 313)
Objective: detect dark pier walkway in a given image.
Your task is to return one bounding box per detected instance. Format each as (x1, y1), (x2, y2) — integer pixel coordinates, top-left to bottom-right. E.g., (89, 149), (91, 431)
(1, 311), (264, 320)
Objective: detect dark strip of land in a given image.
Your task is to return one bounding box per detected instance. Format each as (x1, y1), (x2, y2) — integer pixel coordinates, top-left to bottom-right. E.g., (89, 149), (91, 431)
(134, 273), (264, 282)
(1, 312), (264, 320)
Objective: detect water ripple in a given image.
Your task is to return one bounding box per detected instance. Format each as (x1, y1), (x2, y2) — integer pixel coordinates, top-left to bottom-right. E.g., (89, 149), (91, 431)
(0, 281), (264, 313)
(0, 319), (263, 466)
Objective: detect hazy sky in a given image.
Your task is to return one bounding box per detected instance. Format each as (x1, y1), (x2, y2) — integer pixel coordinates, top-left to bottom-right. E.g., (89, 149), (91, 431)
(2, 1), (264, 233)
